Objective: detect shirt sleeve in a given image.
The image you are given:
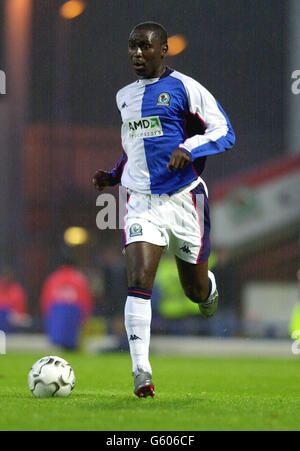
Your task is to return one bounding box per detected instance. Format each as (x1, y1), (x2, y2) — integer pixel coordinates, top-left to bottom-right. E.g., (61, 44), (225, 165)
(179, 79), (236, 162)
(109, 90), (128, 186)
(109, 153), (127, 186)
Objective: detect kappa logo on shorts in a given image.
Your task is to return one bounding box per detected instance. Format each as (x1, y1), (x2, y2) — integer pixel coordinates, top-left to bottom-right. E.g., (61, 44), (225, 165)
(130, 223), (143, 237)
(180, 245), (192, 255)
(157, 92), (171, 106)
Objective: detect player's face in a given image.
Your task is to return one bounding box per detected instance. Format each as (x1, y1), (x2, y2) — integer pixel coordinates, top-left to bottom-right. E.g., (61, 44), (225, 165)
(128, 29), (167, 79)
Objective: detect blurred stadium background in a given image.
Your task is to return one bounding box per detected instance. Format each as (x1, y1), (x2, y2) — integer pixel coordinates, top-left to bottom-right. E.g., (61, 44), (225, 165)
(0, 0), (299, 354)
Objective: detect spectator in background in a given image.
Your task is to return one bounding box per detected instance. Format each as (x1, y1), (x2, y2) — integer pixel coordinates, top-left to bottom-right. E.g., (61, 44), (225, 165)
(155, 255), (199, 319)
(211, 248), (241, 335)
(98, 247), (128, 352)
(40, 259), (93, 350)
(0, 267), (28, 333)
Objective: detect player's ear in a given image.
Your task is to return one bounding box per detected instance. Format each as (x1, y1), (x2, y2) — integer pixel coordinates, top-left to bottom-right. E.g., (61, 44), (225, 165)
(161, 44), (168, 56)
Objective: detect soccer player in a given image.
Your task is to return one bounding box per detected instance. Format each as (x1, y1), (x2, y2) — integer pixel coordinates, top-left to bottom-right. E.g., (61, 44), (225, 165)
(93, 22), (235, 398)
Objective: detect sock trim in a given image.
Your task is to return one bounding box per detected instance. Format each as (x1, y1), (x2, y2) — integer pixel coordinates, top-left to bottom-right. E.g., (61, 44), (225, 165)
(128, 287), (152, 300)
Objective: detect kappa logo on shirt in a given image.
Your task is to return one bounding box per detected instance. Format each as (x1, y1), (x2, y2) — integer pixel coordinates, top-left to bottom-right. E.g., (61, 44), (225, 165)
(125, 116), (163, 139)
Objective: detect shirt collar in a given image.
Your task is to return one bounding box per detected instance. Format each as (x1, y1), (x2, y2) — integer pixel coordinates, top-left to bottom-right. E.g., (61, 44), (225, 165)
(137, 67), (173, 85)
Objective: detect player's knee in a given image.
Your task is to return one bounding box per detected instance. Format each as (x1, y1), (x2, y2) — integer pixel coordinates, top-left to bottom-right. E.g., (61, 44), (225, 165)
(184, 285), (209, 304)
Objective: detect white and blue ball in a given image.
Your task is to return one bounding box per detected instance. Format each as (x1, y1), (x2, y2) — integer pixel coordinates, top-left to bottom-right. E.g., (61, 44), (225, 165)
(28, 356), (75, 399)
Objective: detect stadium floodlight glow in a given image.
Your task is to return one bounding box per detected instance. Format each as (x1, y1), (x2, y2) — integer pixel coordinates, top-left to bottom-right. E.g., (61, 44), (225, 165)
(168, 35), (188, 56)
(59, 1), (86, 20)
(64, 227), (89, 247)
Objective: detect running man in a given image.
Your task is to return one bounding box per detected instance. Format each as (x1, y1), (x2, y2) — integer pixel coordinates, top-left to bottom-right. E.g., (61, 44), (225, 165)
(93, 22), (235, 398)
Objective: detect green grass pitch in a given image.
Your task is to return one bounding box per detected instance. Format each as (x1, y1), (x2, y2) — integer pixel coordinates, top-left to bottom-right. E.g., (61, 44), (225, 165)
(0, 352), (299, 431)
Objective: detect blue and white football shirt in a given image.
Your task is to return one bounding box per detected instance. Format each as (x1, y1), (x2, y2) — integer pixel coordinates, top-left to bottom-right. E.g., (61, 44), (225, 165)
(109, 68), (235, 195)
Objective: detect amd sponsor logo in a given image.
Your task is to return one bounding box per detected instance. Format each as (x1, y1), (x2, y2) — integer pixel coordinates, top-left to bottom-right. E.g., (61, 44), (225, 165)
(126, 116), (163, 139)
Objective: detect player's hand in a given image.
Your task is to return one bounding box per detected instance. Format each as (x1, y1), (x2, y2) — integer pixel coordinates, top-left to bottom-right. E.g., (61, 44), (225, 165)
(167, 149), (191, 172)
(92, 170), (111, 191)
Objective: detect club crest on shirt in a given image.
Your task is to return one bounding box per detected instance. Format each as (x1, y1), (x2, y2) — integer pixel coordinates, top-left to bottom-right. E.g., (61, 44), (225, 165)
(157, 92), (171, 106)
(130, 223), (143, 237)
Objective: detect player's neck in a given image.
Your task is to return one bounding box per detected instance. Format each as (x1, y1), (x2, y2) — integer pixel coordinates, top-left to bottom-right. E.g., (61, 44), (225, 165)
(140, 64), (167, 81)
(154, 64), (167, 79)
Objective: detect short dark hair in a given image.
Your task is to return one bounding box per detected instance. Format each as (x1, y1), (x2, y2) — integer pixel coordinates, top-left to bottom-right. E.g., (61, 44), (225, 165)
(131, 22), (168, 45)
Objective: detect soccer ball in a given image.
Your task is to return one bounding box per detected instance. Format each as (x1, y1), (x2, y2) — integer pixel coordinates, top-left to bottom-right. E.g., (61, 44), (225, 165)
(28, 356), (75, 399)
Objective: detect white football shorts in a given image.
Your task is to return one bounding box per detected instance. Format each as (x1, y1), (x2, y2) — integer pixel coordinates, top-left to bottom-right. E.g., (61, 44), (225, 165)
(122, 179), (211, 264)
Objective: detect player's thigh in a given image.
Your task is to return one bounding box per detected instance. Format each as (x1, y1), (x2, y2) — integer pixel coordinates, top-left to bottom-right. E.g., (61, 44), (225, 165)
(175, 257), (209, 302)
(125, 242), (164, 290)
